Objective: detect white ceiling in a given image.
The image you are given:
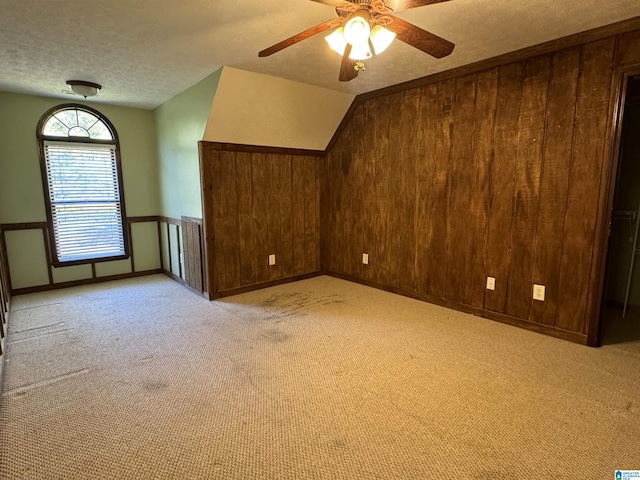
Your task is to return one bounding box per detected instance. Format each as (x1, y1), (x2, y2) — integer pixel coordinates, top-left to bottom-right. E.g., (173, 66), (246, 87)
(1, 0), (640, 110)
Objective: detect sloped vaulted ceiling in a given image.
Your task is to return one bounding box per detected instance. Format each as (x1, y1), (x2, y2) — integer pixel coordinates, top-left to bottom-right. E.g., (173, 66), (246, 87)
(203, 67), (354, 151)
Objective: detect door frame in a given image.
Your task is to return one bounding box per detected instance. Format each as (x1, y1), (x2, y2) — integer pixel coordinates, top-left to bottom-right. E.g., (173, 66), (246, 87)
(589, 64), (640, 346)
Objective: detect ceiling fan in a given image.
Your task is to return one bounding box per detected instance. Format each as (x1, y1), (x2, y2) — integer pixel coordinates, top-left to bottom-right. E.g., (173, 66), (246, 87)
(259, 0), (455, 82)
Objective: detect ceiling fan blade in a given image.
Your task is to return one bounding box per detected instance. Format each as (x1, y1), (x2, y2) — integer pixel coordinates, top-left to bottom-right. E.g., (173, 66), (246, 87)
(259, 18), (344, 57)
(339, 44), (359, 82)
(383, 0), (452, 12)
(384, 15), (454, 58)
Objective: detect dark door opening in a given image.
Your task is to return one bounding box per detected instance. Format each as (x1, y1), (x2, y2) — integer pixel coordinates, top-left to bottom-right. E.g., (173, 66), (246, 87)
(601, 75), (640, 346)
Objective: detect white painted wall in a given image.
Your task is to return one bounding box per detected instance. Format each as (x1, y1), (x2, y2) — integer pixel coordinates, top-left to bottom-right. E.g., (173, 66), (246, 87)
(203, 67), (354, 151)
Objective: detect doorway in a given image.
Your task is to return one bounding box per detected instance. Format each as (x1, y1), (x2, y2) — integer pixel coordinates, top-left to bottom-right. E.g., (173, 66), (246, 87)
(601, 75), (640, 345)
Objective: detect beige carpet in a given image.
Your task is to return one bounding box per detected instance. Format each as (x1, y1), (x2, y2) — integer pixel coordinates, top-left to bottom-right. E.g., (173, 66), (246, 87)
(0, 274), (638, 479)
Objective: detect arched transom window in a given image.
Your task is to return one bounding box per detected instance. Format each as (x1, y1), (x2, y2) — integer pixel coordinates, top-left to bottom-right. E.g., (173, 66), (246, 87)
(37, 104), (128, 265)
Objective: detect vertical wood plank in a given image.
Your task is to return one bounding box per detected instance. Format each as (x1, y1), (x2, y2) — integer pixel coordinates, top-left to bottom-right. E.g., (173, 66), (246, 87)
(199, 222), (208, 293)
(320, 148), (331, 272)
(466, 68), (498, 308)
(484, 63), (524, 312)
(556, 39), (615, 332)
(530, 47), (581, 325)
(176, 225), (183, 279)
(252, 153), (270, 283)
(184, 221), (192, 284)
(279, 155), (294, 278)
(292, 156), (306, 275)
(427, 79), (455, 299)
(209, 150), (225, 293)
(218, 150), (241, 290)
(191, 222), (203, 292)
(267, 154), (283, 280)
(347, 107), (366, 278)
(182, 218), (204, 293)
(304, 157), (320, 273)
(366, 97), (393, 284)
(396, 89), (419, 292)
(236, 153), (257, 286)
(504, 55), (550, 319)
(366, 99), (391, 285)
(386, 93), (406, 288)
(361, 103), (378, 283)
(414, 84), (438, 295)
(326, 130), (348, 275)
(313, 156), (322, 272)
(446, 74), (478, 303)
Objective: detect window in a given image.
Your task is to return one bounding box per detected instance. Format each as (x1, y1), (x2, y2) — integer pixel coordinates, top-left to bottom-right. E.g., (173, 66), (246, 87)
(37, 104), (129, 266)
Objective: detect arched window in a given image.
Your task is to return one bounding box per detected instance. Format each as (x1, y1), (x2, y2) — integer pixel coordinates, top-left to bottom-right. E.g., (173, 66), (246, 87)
(37, 104), (128, 266)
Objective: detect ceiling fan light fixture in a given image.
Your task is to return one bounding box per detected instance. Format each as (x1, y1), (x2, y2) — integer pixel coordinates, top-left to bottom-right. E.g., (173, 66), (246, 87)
(66, 80), (102, 98)
(325, 27), (347, 55)
(343, 15), (371, 46)
(370, 25), (396, 55)
(349, 42), (372, 61)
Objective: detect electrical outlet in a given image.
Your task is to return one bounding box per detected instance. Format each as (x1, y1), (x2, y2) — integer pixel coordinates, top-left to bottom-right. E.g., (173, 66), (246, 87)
(362, 253), (369, 265)
(533, 284), (545, 301)
(486, 276), (495, 290)
(268, 254), (276, 266)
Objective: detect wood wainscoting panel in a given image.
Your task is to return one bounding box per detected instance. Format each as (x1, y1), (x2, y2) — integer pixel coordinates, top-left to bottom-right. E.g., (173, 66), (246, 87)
(181, 217), (206, 294)
(0, 227), (10, 352)
(200, 144), (322, 297)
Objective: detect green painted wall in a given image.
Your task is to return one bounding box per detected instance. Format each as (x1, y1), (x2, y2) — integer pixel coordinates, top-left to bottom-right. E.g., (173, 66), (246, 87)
(0, 91), (160, 288)
(154, 69), (221, 219)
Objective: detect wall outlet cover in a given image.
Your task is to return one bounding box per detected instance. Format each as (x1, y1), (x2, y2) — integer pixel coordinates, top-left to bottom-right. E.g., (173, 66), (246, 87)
(362, 253), (369, 265)
(269, 254), (276, 266)
(486, 276), (496, 290)
(533, 284), (545, 301)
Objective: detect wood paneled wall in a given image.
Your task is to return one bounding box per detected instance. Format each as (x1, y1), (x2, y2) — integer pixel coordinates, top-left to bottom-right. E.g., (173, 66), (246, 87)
(325, 33), (640, 343)
(196, 28), (640, 344)
(200, 144), (322, 297)
(158, 216), (208, 297)
(181, 216), (206, 294)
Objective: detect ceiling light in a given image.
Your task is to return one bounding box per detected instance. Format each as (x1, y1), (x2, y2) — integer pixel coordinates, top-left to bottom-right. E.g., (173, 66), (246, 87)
(325, 28), (372, 60)
(349, 43), (373, 61)
(325, 22), (394, 60)
(325, 27), (347, 55)
(66, 80), (102, 98)
(370, 25), (396, 55)
(343, 16), (370, 46)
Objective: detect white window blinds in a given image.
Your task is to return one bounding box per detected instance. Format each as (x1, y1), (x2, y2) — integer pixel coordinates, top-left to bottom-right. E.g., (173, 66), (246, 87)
(44, 141), (125, 262)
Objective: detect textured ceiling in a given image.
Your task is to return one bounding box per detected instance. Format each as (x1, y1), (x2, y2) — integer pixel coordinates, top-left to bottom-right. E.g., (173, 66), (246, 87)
(1, 0), (640, 109)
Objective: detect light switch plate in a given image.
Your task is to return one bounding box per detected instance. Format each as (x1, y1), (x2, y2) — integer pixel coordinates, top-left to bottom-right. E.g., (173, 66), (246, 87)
(269, 254), (276, 266)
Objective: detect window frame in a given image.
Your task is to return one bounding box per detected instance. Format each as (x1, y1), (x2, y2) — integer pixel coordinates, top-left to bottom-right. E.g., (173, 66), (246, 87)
(36, 103), (130, 267)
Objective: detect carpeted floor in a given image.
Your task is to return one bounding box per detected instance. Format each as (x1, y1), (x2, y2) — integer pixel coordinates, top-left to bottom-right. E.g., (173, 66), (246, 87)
(0, 274), (638, 479)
